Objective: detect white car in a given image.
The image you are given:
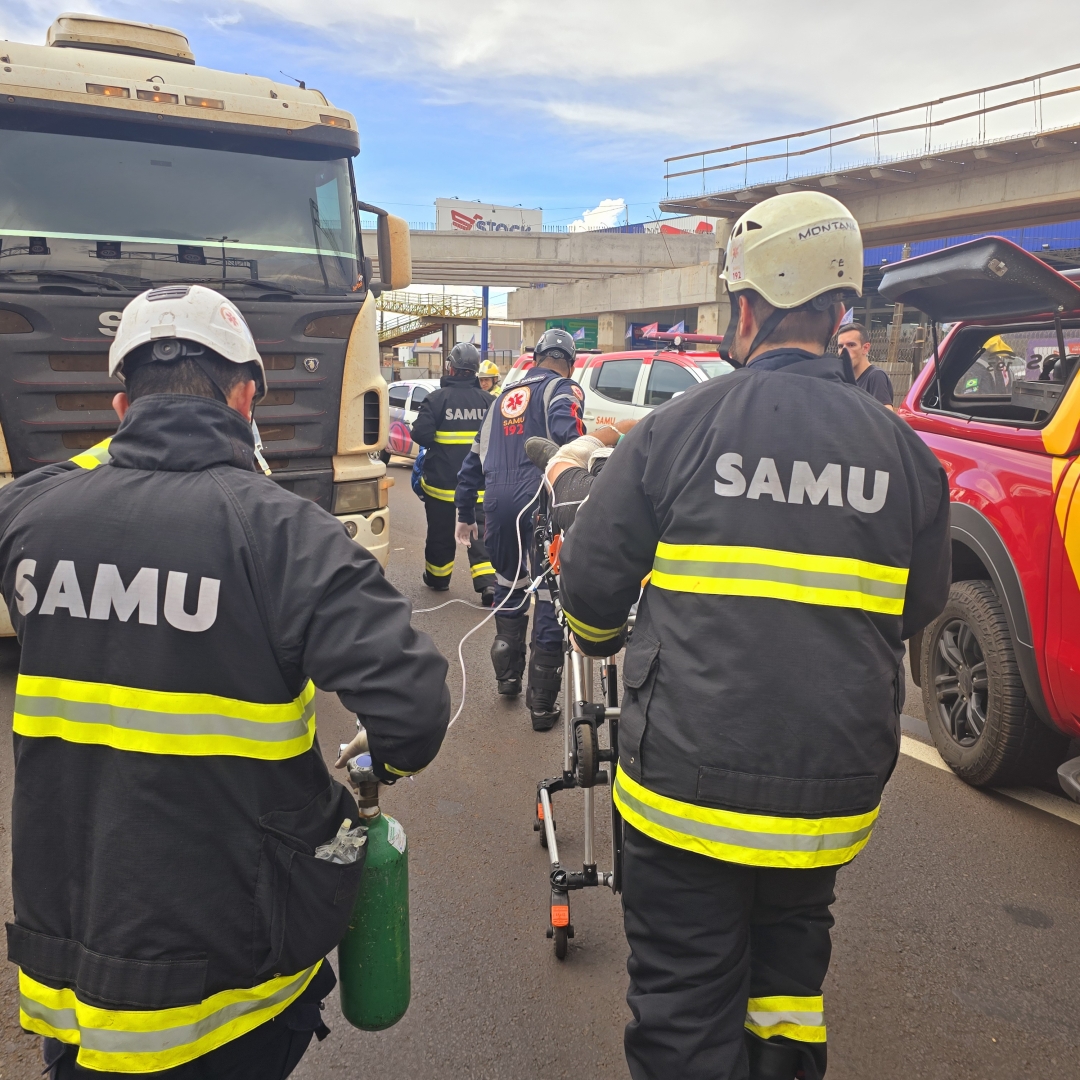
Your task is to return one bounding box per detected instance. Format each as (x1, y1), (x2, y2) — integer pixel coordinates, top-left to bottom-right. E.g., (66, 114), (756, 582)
(502, 349), (734, 429)
(386, 379), (440, 461)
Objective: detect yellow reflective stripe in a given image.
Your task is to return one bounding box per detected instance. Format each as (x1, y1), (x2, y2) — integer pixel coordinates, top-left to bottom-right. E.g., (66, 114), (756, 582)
(651, 542), (908, 615)
(424, 560), (454, 577)
(69, 438), (113, 470)
(613, 765), (877, 869)
(564, 611), (624, 644)
(13, 675), (316, 761)
(470, 561), (495, 579)
(745, 995), (826, 1044)
(433, 430), (479, 445)
(420, 477), (456, 502)
(384, 762), (419, 777)
(477, 489), (485, 503)
(19, 963), (320, 1073)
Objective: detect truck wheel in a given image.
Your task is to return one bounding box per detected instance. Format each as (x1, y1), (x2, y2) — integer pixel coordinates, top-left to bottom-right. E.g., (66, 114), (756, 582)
(379, 449), (391, 465)
(921, 580), (1063, 786)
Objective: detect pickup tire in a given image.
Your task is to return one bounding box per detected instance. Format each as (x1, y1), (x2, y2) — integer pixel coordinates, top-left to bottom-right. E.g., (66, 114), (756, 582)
(921, 580), (1064, 786)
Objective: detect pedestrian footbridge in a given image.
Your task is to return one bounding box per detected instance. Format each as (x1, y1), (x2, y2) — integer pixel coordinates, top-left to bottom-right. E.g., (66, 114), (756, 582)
(661, 63), (1080, 246)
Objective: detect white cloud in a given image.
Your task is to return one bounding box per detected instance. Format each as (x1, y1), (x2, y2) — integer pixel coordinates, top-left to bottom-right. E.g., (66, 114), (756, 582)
(568, 198), (626, 232)
(206, 13), (243, 29)
(8, 0), (1080, 195)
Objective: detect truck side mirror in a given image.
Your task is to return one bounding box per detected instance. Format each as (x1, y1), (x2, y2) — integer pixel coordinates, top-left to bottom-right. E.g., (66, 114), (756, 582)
(357, 202), (412, 294)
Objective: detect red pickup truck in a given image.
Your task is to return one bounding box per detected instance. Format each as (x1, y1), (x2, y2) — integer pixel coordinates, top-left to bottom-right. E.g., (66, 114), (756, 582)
(880, 238), (1080, 800)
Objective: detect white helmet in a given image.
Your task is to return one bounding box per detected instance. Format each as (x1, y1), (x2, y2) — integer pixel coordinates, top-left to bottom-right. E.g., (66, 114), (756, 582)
(108, 284), (266, 401)
(722, 191), (863, 310)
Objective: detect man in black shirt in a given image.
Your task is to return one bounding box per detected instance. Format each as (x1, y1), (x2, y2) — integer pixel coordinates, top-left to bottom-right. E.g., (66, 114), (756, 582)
(838, 322), (894, 410)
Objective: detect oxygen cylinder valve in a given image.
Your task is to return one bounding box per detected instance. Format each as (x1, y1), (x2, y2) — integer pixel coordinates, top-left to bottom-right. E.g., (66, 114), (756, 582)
(346, 752), (381, 818)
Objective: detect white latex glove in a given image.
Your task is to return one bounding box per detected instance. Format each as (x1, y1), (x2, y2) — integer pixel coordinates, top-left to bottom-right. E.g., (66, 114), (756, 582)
(456, 521), (478, 546)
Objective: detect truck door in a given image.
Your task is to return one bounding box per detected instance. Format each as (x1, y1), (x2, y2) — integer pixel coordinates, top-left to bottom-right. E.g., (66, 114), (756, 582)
(1047, 455), (1080, 723)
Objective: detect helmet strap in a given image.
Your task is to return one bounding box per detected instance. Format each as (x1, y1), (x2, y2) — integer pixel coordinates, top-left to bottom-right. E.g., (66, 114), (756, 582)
(746, 306), (793, 361)
(188, 354), (232, 405)
(719, 293), (742, 366)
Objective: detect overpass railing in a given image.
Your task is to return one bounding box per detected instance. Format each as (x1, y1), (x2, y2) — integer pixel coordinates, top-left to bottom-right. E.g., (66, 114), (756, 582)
(665, 61), (1080, 198)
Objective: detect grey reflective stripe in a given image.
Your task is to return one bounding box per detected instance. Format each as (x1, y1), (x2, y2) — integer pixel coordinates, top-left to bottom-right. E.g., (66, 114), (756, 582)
(613, 775), (875, 853)
(537, 588), (552, 603)
(495, 571), (531, 589)
(651, 557), (907, 600)
(476, 407), (494, 469)
(22, 966), (315, 1055)
(542, 378), (559, 440)
(14, 694), (314, 743)
(20, 998), (77, 1031)
(747, 1008), (824, 1026)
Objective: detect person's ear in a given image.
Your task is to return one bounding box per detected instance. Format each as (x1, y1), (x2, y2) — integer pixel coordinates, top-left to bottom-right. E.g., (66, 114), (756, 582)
(112, 392), (129, 421)
(227, 379), (258, 421)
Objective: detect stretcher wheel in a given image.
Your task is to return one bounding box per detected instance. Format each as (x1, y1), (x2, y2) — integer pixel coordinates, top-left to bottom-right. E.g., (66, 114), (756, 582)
(540, 827), (548, 849)
(574, 722), (598, 787)
(553, 927), (568, 960)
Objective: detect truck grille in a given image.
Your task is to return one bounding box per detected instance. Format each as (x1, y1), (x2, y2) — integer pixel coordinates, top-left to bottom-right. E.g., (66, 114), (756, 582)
(363, 390), (379, 446)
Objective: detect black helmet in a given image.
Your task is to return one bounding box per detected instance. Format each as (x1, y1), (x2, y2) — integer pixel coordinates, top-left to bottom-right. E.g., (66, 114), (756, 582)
(535, 328), (576, 365)
(447, 342), (480, 373)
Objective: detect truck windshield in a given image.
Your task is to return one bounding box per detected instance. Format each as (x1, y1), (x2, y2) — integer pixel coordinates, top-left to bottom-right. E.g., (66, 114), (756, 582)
(0, 127), (360, 295)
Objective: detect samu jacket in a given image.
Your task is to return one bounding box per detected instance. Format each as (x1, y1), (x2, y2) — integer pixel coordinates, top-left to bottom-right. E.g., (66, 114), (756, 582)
(410, 373), (493, 503)
(559, 349), (950, 870)
(0, 395), (449, 1072)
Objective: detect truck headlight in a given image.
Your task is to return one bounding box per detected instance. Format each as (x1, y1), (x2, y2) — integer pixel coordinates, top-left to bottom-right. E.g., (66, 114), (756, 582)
(333, 479), (380, 515)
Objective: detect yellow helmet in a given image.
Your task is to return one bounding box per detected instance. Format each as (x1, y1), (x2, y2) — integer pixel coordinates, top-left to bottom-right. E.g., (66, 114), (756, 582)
(981, 335), (1015, 355)
(478, 359), (500, 377)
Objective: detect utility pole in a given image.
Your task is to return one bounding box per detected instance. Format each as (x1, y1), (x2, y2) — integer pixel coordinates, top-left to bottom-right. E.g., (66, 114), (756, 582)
(481, 285), (489, 361)
(885, 242), (911, 369)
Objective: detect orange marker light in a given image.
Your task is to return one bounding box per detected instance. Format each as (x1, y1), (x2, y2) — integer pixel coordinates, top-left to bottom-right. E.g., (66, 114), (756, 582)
(86, 83), (129, 98)
(185, 95), (225, 110)
(320, 114), (351, 128)
(137, 89), (179, 104)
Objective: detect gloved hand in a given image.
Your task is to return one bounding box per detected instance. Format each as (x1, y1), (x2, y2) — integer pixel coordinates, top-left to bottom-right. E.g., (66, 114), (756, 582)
(456, 521), (478, 546)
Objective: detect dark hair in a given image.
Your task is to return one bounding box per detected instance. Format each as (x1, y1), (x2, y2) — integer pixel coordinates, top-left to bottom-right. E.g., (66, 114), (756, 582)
(743, 290), (838, 351)
(124, 345), (258, 403)
(837, 322), (870, 346)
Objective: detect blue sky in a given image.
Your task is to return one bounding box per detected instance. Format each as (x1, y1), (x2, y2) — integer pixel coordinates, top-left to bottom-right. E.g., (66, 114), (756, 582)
(7, 0), (1080, 232)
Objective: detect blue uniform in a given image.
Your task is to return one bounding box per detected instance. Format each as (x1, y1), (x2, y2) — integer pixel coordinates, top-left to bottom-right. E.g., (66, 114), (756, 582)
(456, 368), (584, 649)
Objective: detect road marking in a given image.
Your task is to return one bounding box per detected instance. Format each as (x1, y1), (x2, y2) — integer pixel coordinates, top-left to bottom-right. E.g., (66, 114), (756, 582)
(899, 735), (1080, 828)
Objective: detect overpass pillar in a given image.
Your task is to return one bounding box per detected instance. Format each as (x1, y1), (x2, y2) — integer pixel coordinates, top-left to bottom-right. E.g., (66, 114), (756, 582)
(522, 319), (546, 350)
(598, 313), (627, 353)
(696, 303), (722, 336)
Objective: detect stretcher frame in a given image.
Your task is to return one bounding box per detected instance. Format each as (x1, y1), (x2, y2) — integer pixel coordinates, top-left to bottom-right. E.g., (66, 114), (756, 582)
(532, 500), (626, 960)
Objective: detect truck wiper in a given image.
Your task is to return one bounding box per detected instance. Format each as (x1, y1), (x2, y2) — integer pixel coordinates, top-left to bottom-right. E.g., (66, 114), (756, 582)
(0, 269), (140, 291)
(167, 278), (298, 296)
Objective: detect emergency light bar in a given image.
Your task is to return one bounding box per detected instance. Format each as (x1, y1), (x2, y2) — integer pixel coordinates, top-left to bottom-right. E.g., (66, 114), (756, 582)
(643, 330), (725, 346)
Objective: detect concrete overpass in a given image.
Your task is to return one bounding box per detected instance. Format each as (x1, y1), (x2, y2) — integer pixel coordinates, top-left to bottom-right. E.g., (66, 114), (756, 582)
(365, 228), (716, 286)
(660, 125), (1080, 248)
(660, 65), (1080, 247)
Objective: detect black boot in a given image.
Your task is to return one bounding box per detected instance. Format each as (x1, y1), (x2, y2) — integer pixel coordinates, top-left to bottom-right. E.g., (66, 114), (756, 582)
(526, 648), (563, 731)
(491, 615), (526, 696)
(747, 1036), (803, 1080)
(480, 586), (495, 608)
(422, 571), (449, 592)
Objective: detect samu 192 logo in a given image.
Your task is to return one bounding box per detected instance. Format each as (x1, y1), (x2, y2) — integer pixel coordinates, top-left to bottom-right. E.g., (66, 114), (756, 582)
(500, 386), (530, 419)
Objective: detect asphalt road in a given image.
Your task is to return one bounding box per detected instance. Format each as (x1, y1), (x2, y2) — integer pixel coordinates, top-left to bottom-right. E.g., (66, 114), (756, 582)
(2, 469), (1080, 1078)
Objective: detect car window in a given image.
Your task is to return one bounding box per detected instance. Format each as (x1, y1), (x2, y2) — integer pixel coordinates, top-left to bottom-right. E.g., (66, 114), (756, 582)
(410, 386), (430, 406)
(695, 360), (735, 380)
(592, 359), (641, 403)
(388, 385), (409, 408)
(935, 328), (1080, 425)
(645, 360), (697, 406)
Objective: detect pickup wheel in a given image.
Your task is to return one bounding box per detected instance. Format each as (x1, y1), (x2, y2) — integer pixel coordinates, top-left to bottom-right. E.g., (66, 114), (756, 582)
(921, 580), (1064, 786)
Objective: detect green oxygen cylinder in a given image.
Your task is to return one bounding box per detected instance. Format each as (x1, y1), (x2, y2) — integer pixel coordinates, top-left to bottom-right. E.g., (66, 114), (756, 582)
(338, 752), (410, 1031)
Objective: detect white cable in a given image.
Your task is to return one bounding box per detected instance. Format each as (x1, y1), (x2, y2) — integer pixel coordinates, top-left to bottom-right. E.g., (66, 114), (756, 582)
(441, 478), (546, 730)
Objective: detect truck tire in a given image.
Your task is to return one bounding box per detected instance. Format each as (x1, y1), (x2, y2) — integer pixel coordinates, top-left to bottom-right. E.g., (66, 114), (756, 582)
(920, 580), (1064, 786)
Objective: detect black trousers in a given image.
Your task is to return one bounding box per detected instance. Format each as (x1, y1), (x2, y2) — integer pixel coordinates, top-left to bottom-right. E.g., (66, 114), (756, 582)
(622, 824), (835, 1080)
(423, 498), (494, 592)
(45, 962), (335, 1080)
